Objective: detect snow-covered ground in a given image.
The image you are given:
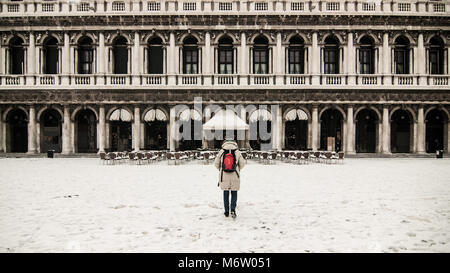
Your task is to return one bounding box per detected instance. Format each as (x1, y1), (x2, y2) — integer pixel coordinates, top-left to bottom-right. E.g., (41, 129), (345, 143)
(0, 157), (449, 253)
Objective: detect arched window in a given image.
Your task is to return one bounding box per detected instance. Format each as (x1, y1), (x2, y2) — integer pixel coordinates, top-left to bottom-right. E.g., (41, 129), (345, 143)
(394, 36), (410, 74)
(113, 36), (128, 74)
(359, 36), (375, 74)
(218, 35), (234, 74)
(253, 35), (269, 74)
(43, 37), (59, 74)
(183, 36), (198, 74)
(429, 36), (444, 75)
(288, 35), (304, 74)
(324, 35), (340, 74)
(148, 36), (163, 74)
(9, 36), (25, 75)
(77, 36), (93, 74)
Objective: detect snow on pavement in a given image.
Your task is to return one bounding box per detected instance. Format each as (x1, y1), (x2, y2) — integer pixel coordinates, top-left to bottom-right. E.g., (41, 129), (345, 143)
(0, 157), (449, 252)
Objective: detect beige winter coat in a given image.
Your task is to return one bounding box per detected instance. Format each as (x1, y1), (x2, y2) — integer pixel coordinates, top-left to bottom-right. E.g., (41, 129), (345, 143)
(214, 141), (246, 191)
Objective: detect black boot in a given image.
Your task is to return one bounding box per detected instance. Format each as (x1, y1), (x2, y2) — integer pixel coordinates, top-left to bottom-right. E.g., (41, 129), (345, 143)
(230, 211), (236, 218)
(224, 212), (229, 217)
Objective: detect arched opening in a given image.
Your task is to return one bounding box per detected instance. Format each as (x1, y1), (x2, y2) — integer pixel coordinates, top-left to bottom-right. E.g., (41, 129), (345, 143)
(183, 36), (199, 74)
(356, 109), (378, 153)
(113, 36), (128, 74)
(218, 35), (234, 74)
(40, 109), (62, 153)
(426, 109), (447, 153)
(324, 35), (340, 74)
(75, 109), (97, 153)
(394, 36), (410, 74)
(43, 36), (59, 74)
(253, 35), (269, 74)
(359, 36), (375, 74)
(109, 109), (132, 151)
(148, 36), (163, 74)
(77, 36), (93, 74)
(284, 109), (308, 150)
(320, 108), (343, 151)
(391, 109), (412, 153)
(178, 109), (202, 150)
(143, 109), (168, 150)
(6, 109), (28, 152)
(249, 109), (272, 150)
(288, 35), (305, 74)
(429, 36), (445, 75)
(10, 36), (25, 75)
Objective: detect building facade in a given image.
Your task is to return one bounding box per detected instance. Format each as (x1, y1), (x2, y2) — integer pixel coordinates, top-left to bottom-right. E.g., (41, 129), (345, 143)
(0, 0), (449, 154)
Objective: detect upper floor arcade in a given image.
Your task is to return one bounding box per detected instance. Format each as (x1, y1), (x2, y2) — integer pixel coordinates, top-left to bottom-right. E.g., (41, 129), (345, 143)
(1, 28), (449, 89)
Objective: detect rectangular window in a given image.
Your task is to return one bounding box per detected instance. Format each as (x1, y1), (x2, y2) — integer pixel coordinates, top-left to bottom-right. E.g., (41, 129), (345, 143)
(148, 2), (161, 11)
(362, 3), (376, 11)
(78, 48), (93, 74)
(291, 2), (304, 11)
(255, 2), (268, 11)
(183, 49), (198, 74)
(433, 3), (446, 12)
(359, 48), (374, 74)
(398, 3), (411, 12)
(429, 49), (443, 75)
(253, 49), (268, 74)
(218, 2), (233, 11)
(394, 49), (409, 74)
(77, 2), (91, 12)
(324, 49), (339, 74)
(288, 48), (304, 74)
(326, 2), (340, 11)
(183, 2), (196, 11)
(42, 3), (55, 12)
(218, 48), (233, 74)
(7, 4), (20, 12)
(112, 1), (125, 11)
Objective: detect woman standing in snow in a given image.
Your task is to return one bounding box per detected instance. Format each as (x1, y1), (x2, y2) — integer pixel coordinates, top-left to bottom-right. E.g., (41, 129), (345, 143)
(214, 140), (246, 218)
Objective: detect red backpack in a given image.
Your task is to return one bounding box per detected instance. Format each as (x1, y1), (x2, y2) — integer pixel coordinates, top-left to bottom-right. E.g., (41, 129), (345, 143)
(220, 149), (239, 183)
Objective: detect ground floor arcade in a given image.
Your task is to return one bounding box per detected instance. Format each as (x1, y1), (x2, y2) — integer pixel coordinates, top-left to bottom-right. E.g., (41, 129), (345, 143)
(1, 102), (449, 155)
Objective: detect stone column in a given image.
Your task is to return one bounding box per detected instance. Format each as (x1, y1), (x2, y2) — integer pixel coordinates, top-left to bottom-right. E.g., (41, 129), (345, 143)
(381, 106), (391, 154)
(27, 32), (35, 84)
(203, 32), (211, 85)
(346, 33), (355, 85)
(346, 105), (356, 154)
(98, 106), (106, 153)
(62, 106), (72, 154)
(240, 32), (248, 85)
(417, 34), (427, 85)
(311, 105), (319, 150)
(132, 32), (140, 84)
(446, 121), (450, 153)
(382, 32), (392, 85)
(169, 105), (176, 151)
(311, 32), (320, 85)
(27, 106), (37, 154)
(416, 106), (426, 154)
(275, 32), (283, 85)
(168, 32), (176, 85)
(97, 32), (105, 85)
(62, 32), (71, 85)
(275, 105), (283, 150)
(202, 107), (211, 149)
(0, 108), (3, 152)
(133, 106), (141, 151)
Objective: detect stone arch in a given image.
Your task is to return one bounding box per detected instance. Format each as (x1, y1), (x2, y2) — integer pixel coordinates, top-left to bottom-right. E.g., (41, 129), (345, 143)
(354, 106), (381, 121)
(178, 33), (203, 45)
(2, 106), (29, 122)
(248, 107), (273, 122)
(213, 32), (239, 45)
(284, 32), (310, 45)
(5, 33), (28, 46)
(37, 33), (63, 45)
(37, 105), (64, 122)
(319, 105), (347, 121)
(389, 106), (417, 122)
(143, 33), (167, 45)
(71, 105), (99, 122)
(109, 33), (132, 46)
(425, 34), (447, 46)
(106, 106), (134, 121)
(248, 32), (273, 45)
(73, 32), (98, 45)
(320, 33), (344, 45)
(141, 106), (169, 122)
(283, 106), (311, 121)
(391, 33), (415, 46)
(425, 106), (450, 121)
(356, 33), (380, 45)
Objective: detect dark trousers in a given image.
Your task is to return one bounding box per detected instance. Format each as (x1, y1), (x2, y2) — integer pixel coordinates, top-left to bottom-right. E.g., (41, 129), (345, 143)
(223, 190), (237, 213)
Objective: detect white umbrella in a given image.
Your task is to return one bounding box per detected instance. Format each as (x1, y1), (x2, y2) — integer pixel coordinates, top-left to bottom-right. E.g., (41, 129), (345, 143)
(203, 109), (249, 131)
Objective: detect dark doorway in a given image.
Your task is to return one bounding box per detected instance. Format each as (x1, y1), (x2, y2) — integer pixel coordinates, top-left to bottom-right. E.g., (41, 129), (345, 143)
(426, 109), (446, 153)
(391, 109), (411, 153)
(320, 109), (343, 151)
(7, 109), (28, 152)
(285, 119), (307, 150)
(356, 109), (378, 153)
(145, 121), (167, 150)
(110, 121), (132, 151)
(44, 37), (59, 74)
(41, 109), (62, 153)
(148, 37), (164, 74)
(10, 37), (25, 74)
(179, 120), (202, 150)
(113, 36), (128, 74)
(76, 109), (97, 153)
(249, 120), (272, 150)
